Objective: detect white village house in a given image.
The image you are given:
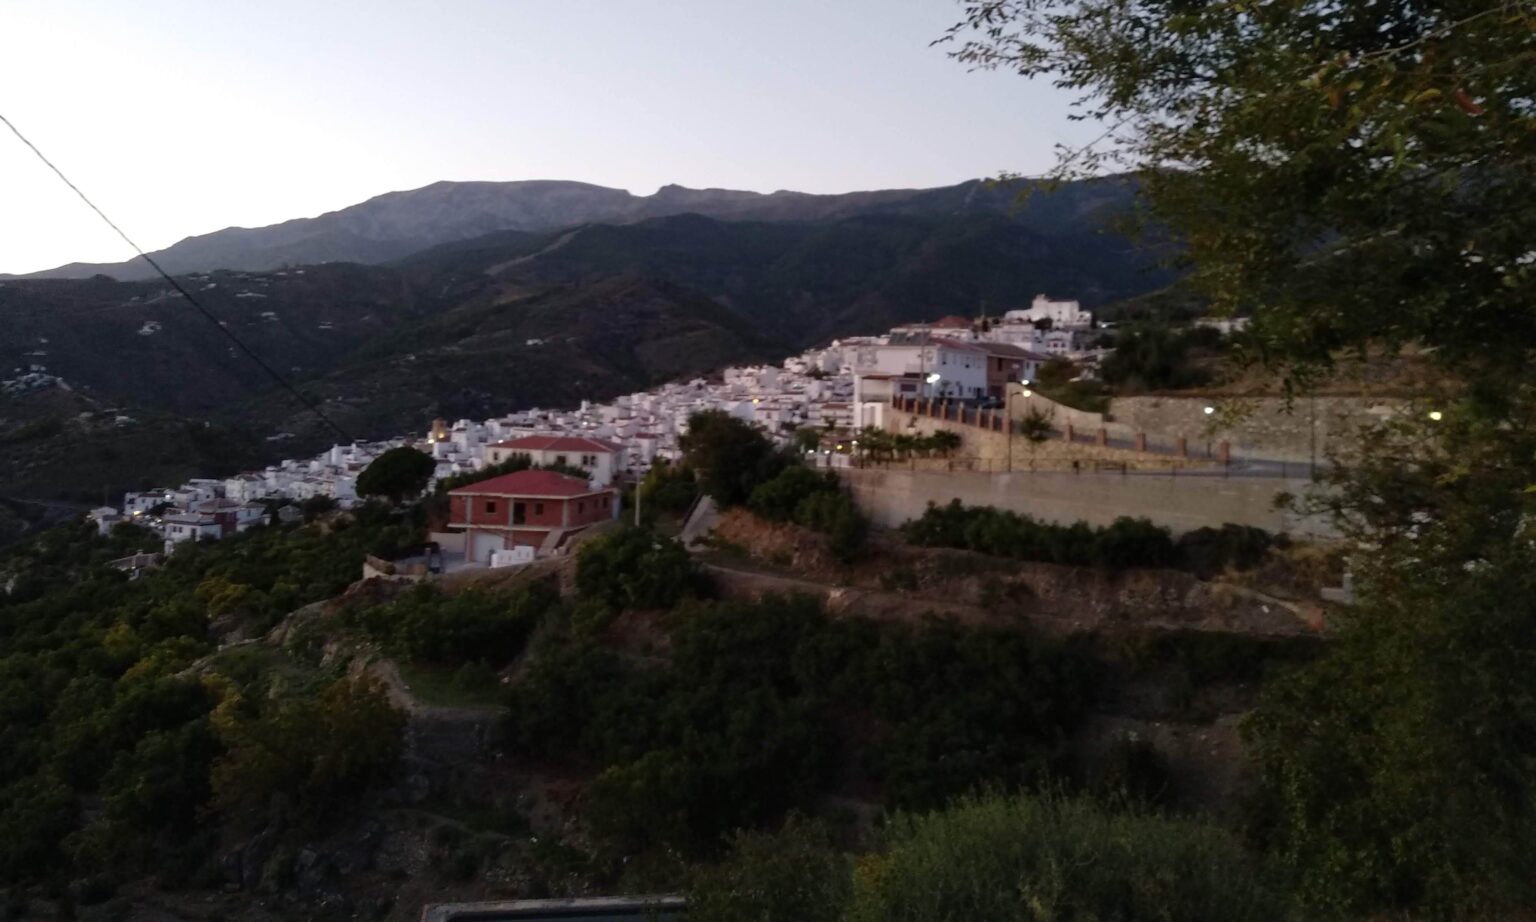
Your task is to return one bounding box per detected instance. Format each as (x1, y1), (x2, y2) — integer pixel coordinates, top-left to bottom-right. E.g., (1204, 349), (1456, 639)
(483, 434), (622, 487)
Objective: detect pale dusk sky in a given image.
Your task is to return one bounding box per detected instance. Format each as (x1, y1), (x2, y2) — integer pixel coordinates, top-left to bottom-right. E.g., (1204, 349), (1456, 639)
(0, 0), (1091, 274)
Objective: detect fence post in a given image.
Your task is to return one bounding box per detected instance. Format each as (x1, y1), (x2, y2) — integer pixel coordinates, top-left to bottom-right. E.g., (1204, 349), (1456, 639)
(1218, 440), (1231, 465)
(1176, 436), (1188, 458)
(1135, 432), (1147, 452)
(1096, 428), (1108, 447)
(1065, 423), (1075, 443)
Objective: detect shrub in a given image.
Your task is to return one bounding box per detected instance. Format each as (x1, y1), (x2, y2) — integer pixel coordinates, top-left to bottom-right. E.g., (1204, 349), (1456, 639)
(637, 460), (699, 520)
(210, 675), (405, 827)
(748, 466), (834, 523)
(747, 465), (868, 560)
(1176, 524), (1276, 578)
(349, 582), (555, 666)
(903, 500), (1176, 570)
(688, 816), (851, 922)
(508, 595), (1098, 851)
(576, 528), (710, 611)
(847, 792), (1281, 922)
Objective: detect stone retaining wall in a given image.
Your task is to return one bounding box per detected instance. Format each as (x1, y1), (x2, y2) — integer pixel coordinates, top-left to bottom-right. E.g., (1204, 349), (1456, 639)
(842, 467), (1335, 538)
(1106, 395), (1404, 463)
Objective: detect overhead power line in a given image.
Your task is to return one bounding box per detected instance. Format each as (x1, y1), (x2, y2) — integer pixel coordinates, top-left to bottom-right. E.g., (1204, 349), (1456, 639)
(0, 112), (354, 443)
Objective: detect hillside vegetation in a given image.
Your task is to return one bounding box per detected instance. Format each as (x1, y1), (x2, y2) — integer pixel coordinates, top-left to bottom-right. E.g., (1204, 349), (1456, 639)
(0, 412), (1337, 919)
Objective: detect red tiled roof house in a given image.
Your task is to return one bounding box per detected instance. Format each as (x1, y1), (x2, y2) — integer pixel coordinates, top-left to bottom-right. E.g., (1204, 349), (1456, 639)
(448, 469), (617, 563)
(484, 435), (622, 487)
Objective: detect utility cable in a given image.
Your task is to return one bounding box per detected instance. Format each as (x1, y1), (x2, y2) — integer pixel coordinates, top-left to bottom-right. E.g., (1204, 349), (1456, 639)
(0, 112), (355, 442)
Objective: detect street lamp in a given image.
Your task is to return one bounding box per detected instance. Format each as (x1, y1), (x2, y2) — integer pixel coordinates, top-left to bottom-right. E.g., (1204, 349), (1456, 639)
(1428, 410), (1443, 421)
(1006, 378), (1032, 473)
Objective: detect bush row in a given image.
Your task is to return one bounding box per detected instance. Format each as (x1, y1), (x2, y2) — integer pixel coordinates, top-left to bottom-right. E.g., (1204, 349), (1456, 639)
(902, 499), (1275, 575)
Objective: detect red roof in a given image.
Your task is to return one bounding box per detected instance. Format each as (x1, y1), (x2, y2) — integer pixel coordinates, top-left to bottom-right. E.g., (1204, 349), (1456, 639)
(932, 315), (973, 328)
(490, 434), (622, 453)
(449, 469), (604, 498)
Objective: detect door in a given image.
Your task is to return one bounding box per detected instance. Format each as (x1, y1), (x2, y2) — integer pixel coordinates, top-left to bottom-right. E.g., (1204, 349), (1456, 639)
(472, 531), (503, 563)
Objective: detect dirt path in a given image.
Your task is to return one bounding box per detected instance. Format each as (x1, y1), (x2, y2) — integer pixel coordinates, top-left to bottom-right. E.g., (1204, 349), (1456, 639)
(701, 559), (1039, 629)
(484, 227), (585, 275)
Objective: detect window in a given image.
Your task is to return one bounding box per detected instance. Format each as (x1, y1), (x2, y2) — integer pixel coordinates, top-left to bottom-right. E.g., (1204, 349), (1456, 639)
(577, 501), (585, 513)
(513, 502), (526, 525)
(485, 500), (498, 515)
(581, 454), (597, 467)
(556, 454), (568, 466)
(534, 502), (544, 516)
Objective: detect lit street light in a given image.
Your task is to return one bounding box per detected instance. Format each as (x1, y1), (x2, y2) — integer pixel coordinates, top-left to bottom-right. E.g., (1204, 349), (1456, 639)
(1429, 410), (1444, 421)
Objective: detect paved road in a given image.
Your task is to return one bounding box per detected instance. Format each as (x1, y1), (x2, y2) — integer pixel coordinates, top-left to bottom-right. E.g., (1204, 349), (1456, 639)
(678, 495), (719, 548)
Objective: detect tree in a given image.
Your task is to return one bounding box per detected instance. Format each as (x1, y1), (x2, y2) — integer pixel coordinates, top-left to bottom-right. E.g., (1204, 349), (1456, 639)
(1017, 406), (1052, 468)
(791, 427), (823, 455)
(210, 675), (405, 827)
(946, 2), (1536, 390)
(927, 429), (962, 457)
(1036, 356), (1076, 389)
(1242, 408), (1536, 916)
(636, 459), (699, 522)
(949, 4), (1536, 916)
(1098, 325), (1217, 391)
(356, 446), (435, 503)
(680, 410), (782, 507)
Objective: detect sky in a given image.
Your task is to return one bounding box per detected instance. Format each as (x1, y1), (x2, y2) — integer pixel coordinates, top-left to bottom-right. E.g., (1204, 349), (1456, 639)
(0, 0), (1092, 275)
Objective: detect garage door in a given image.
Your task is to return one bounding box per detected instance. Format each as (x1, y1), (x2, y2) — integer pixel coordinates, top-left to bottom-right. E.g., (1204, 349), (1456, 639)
(472, 531), (503, 563)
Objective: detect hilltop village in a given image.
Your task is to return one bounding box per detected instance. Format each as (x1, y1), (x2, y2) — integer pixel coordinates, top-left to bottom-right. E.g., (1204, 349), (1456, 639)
(90, 296), (1118, 558)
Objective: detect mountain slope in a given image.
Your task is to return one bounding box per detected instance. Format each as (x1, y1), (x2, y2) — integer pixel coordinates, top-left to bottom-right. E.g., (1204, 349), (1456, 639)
(401, 185), (1170, 344)
(242, 275), (773, 445)
(0, 265), (435, 415)
(8, 176), (1122, 281)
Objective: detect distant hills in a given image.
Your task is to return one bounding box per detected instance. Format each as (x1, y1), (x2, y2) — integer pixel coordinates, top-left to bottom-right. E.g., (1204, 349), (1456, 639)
(5, 176), (1137, 281)
(0, 175), (1174, 500)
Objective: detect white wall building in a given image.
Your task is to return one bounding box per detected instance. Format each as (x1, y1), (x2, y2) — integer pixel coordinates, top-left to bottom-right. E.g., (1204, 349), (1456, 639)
(1004, 294), (1094, 329)
(484, 435), (621, 487)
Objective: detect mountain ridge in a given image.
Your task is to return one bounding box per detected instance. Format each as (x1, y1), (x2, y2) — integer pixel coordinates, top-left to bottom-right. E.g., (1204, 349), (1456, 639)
(4, 176), (1078, 281)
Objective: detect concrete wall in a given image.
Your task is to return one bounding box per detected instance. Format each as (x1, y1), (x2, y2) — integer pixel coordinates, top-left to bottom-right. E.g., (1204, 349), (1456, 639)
(1106, 395), (1403, 463)
(429, 531), (466, 553)
(1009, 384), (1107, 431)
(888, 406), (1215, 472)
(842, 467), (1335, 539)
